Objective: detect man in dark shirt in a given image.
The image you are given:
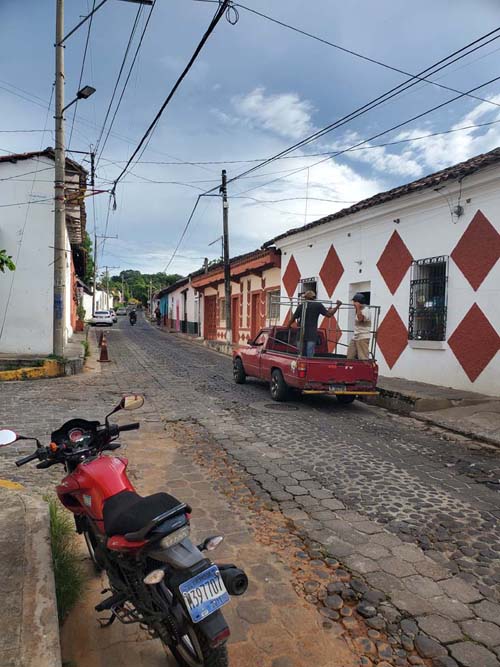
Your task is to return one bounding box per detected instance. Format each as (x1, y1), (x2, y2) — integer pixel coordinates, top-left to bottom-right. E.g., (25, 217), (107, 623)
(289, 291), (342, 357)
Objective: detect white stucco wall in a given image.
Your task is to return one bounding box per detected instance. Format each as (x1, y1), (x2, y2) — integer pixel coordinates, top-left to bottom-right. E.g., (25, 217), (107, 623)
(0, 157), (55, 355)
(275, 167), (500, 395)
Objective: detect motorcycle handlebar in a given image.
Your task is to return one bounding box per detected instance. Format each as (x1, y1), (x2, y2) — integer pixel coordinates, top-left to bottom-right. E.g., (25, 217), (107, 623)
(15, 451), (40, 467)
(118, 422), (140, 433)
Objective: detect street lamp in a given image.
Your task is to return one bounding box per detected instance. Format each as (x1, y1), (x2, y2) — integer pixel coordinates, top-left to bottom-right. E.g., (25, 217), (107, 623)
(62, 85), (96, 113)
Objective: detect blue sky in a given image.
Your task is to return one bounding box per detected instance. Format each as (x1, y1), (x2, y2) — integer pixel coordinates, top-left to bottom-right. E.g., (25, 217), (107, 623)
(1, 0), (499, 277)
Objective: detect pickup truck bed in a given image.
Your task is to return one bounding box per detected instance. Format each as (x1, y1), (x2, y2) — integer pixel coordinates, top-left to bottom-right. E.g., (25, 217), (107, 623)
(233, 326), (378, 403)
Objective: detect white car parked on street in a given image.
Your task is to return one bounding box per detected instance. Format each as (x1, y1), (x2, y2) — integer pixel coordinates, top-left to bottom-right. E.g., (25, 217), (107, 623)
(90, 310), (114, 327)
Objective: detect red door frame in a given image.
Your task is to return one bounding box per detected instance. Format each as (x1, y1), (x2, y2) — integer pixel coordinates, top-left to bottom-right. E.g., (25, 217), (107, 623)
(231, 296), (240, 343)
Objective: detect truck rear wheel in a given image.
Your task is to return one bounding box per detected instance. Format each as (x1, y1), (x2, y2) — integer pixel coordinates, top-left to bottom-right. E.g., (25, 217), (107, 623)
(233, 358), (246, 384)
(337, 394), (355, 405)
(270, 369), (288, 402)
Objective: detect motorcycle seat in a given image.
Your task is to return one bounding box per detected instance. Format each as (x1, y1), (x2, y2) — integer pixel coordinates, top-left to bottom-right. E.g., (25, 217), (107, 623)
(103, 490), (183, 537)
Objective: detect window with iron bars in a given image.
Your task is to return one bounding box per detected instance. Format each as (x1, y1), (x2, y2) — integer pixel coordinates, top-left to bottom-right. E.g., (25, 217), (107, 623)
(267, 290), (280, 320)
(408, 256), (449, 341)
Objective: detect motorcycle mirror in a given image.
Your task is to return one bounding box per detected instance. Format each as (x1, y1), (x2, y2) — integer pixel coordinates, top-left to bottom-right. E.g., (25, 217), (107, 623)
(121, 394), (145, 411)
(0, 429), (18, 447)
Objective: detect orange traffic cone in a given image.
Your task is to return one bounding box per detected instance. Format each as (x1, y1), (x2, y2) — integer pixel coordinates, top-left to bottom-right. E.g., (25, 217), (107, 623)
(98, 334), (110, 363)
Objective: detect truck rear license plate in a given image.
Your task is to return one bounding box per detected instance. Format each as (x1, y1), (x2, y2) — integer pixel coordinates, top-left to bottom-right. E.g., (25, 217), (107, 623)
(329, 385), (345, 392)
(179, 565), (229, 623)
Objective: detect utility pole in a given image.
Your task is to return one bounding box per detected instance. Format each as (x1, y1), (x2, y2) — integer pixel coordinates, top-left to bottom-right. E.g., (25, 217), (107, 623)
(53, 0), (66, 356)
(221, 170), (232, 343)
(92, 231), (97, 317)
(101, 265), (118, 310)
(92, 234), (117, 315)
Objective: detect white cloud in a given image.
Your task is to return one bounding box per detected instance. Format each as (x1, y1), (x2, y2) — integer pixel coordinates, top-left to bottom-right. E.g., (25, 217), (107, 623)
(231, 87), (315, 140)
(334, 94), (500, 178)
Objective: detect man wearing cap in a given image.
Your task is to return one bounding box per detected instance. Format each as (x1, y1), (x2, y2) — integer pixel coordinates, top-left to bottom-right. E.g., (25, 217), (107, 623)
(347, 293), (371, 360)
(289, 290), (342, 358)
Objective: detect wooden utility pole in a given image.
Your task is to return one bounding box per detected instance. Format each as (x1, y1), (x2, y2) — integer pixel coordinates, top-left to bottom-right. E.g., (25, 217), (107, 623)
(221, 170), (232, 343)
(53, 0), (66, 356)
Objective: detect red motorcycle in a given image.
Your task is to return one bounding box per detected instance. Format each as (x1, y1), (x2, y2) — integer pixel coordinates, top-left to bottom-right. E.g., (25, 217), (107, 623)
(0, 395), (247, 667)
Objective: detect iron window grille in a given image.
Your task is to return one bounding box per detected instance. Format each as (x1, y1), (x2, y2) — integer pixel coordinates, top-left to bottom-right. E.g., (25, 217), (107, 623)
(219, 298), (226, 325)
(267, 290), (281, 320)
(299, 277), (317, 299)
(408, 256), (449, 341)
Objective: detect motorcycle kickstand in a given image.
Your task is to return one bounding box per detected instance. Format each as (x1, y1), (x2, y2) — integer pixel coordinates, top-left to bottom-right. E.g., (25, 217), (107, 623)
(98, 612), (117, 628)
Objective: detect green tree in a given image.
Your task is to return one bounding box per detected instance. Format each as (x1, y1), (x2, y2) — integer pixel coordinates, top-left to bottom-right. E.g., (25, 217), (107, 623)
(82, 233), (94, 286)
(107, 270), (182, 305)
(0, 249), (15, 273)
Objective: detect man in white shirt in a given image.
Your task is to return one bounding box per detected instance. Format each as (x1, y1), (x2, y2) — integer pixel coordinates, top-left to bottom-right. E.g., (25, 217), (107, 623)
(347, 293), (371, 360)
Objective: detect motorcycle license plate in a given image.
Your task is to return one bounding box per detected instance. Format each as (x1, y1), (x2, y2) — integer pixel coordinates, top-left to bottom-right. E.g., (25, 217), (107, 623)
(179, 565), (229, 623)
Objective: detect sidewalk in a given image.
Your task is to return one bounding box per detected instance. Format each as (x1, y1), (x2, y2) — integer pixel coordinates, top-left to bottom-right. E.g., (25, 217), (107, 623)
(372, 377), (500, 447)
(0, 488), (61, 667)
(60, 417), (360, 667)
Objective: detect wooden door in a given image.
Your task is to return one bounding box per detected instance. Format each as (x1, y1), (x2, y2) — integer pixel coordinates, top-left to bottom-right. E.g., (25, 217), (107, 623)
(204, 295), (216, 340)
(231, 296), (239, 343)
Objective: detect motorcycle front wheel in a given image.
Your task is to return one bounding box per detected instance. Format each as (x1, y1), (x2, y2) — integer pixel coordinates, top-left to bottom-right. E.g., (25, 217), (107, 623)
(162, 623), (228, 667)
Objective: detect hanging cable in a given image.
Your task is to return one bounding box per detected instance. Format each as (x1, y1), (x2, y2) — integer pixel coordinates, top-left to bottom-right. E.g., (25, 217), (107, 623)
(95, 0), (158, 167)
(224, 28), (500, 186)
(93, 4), (144, 156)
(68, 0), (96, 148)
(236, 4), (500, 109)
(111, 0), (230, 193)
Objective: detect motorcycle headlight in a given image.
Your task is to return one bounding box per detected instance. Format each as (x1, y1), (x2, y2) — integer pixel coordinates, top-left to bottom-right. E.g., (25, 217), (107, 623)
(159, 525), (190, 549)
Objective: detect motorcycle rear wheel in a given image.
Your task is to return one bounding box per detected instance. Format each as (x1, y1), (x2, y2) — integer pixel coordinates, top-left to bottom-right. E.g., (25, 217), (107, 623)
(163, 623), (228, 667)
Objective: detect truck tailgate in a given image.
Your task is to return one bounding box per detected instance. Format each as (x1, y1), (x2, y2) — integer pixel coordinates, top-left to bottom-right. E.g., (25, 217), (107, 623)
(305, 358), (376, 385)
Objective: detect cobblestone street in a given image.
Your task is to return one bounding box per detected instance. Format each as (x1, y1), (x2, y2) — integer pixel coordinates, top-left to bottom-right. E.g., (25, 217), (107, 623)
(1, 315), (500, 666)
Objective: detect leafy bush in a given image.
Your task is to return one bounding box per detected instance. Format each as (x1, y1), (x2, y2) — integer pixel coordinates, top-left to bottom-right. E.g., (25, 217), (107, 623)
(46, 497), (85, 623)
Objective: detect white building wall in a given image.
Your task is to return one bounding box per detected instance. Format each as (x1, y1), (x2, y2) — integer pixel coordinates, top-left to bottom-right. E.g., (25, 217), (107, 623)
(276, 168), (500, 395)
(0, 157), (55, 355)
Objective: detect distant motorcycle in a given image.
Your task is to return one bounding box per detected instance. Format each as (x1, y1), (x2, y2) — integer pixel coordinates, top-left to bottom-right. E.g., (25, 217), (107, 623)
(129, 311), (137, 326)
(0, 396), (248, 667)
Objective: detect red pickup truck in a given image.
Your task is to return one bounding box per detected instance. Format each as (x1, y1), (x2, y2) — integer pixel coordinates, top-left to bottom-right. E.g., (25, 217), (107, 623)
(233, 326), (378, 403)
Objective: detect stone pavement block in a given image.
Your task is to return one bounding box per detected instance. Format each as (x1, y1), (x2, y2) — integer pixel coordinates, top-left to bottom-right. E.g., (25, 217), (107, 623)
(354, 520), (385, 535)
(440, 577), (483, 604)
(344, 555), (380, 575)
(449, 641), (500, 667)
(392, 544), (426, 563)
(391, 591), (433, 616)
(429, 596), (474, 621)
(366, 571), (405, 595)
(320, 498), (345, 510)
(380, 557), (416, 578)
(473, 600), (500, 625)
(416, 614), (463, 643)
(357, 543), (391, 560)
(413, 557), (450, 581)
(460, 619), (500, 647)
(403, 575), (444, 599)
(371, 532), (402, 549)
(414, 633), (448, 658)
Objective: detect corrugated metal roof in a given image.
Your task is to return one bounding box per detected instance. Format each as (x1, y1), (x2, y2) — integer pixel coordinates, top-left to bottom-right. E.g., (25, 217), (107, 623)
(264, 146), (500, 246)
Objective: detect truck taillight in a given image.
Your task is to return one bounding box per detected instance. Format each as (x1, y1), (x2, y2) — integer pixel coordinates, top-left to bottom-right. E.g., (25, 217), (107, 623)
(298, 361), (307, 378)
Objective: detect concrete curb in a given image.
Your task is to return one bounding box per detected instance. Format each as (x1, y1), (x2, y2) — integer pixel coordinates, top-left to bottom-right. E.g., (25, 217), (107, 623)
(20, 495), (62, 667)
(411, 411), (500, 448)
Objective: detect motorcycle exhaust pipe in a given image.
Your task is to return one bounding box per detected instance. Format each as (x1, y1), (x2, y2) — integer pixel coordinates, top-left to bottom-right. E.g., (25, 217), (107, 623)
(218, 564), (248, 596)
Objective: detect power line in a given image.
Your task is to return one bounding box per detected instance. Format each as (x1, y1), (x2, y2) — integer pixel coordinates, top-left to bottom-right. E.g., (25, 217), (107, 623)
(227, 28), (500, 185)
(162, 195), (205, 272)
(236, 4), (500, 110)
(166, 73), (500, 266)
(96, 1), (158, 165)
(68, 0), (96, 148)
(93, 4), (144, 157)
(234, 74), (500, 198)
(96, 1), (157, 165)
(92, 118), (500, 167)
(111, 0), (231, 192)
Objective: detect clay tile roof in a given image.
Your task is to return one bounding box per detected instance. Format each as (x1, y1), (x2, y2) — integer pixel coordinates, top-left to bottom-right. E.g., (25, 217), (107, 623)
(0, 147), (87, 174)
(264, 146), (500, 246)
